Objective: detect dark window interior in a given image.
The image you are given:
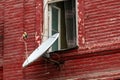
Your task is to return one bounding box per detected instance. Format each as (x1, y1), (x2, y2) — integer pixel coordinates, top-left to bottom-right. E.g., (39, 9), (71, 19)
(49, 0), (77, 51)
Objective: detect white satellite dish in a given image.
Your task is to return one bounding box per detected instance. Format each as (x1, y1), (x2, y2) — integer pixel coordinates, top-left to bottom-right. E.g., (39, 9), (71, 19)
(22, 33), (59, 68)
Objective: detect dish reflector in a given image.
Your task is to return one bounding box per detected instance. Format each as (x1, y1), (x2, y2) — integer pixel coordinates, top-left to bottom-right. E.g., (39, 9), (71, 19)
(22, 33), (59, 68)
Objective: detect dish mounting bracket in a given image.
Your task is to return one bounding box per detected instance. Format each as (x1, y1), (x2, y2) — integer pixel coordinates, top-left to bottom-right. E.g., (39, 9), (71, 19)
(42, 53), (64, 70)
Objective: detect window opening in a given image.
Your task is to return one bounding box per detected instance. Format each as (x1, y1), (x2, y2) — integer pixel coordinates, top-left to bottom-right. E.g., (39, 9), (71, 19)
(45, 0), (77, 52)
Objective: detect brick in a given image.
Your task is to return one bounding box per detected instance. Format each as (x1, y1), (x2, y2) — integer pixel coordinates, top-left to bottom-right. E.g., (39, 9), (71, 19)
(0, 1), (4, 80)
(2, 0), (120, 80)
(84, 0), (120, 47)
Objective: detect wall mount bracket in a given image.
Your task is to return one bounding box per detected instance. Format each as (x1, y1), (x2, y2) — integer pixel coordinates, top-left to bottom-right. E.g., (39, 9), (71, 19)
(42, 53), (65, 70)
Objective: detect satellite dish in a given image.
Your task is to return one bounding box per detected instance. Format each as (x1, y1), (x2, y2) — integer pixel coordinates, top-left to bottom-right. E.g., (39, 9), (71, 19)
(22, 33), (59, 68)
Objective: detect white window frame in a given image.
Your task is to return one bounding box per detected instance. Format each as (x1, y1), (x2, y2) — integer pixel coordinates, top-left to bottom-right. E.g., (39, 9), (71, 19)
(48, 5), (61, 50)
(43, 0), (78, 49)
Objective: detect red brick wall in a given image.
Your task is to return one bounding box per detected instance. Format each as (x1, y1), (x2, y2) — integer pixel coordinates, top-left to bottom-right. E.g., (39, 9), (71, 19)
(43, 50), (120, 79)
(0, 67), (3, 80)
(84, 0), (120, 51)
(22, 0), (44, 79)
(22, 0), (120, 79)
(3, 0), (25, 80)
(0, 0), (4, 80)
(0, 0), (4, 65)
(3, 0), (43, 80)
(2, 0), (120, 80)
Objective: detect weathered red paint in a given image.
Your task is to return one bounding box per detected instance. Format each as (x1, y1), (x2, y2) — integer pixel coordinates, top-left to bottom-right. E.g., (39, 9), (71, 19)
(1, 0), (120, 80)
(0, 0), (4, 80)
